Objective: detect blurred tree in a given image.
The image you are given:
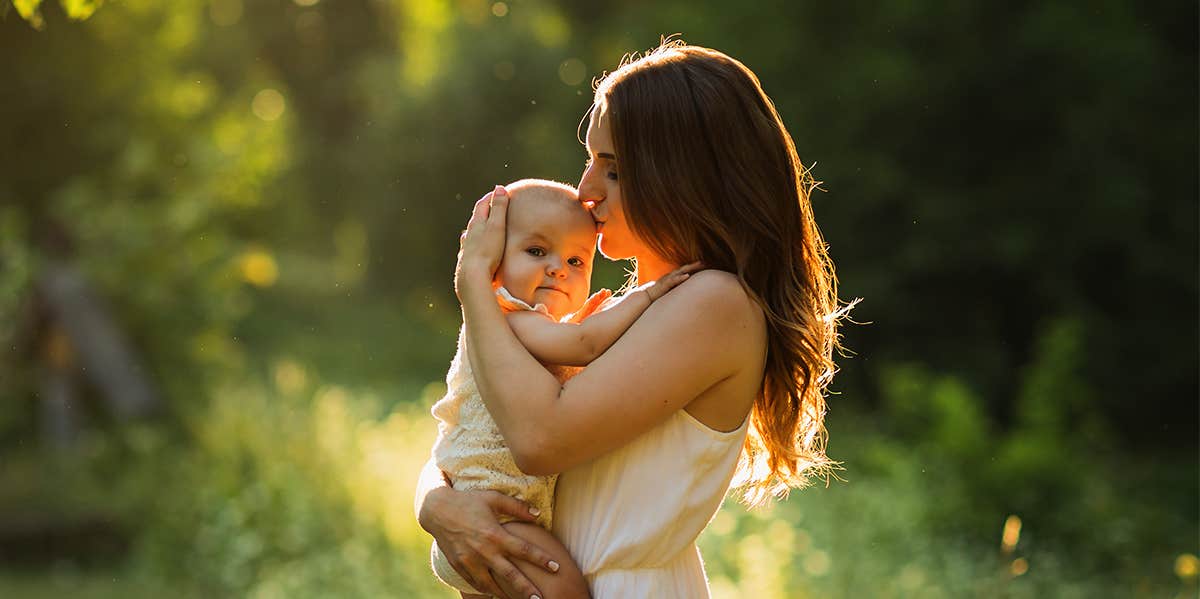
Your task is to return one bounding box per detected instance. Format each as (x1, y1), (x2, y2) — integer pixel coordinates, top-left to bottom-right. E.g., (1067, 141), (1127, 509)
(2, 0), (1195, 447)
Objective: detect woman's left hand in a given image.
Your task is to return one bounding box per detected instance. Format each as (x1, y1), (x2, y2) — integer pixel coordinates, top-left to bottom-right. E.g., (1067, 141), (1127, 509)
(455, 185), (510, 301)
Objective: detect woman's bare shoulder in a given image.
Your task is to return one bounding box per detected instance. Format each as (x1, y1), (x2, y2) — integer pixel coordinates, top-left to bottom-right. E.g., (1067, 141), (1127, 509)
(661, 270), (765, 430)
(664, 269), (762, 322)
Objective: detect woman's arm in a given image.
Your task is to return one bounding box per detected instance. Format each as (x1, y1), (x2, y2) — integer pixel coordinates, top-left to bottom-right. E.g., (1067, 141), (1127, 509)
(458, 188), (762, 476)
(414, 457), (560, 599)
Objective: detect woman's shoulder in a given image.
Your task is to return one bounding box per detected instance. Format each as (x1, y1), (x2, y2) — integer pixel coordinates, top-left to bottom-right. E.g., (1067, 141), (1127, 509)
(651, 268), (766, 348)
(669, 269), (761, 318)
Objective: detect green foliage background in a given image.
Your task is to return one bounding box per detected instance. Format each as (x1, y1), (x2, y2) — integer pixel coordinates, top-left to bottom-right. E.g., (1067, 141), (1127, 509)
(1, 1), (1196, 597)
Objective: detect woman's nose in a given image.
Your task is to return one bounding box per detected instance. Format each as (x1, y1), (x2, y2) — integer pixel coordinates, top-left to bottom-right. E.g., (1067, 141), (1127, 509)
(578, 168), (605, 208)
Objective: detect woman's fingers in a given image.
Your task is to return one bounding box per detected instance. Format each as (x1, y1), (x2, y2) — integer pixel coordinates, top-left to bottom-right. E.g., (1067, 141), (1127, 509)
(425, 487), (549, 599)
(641, 262), (706, 301)
(458, 556), (506, 598)
(484, 186), (508, 242)
(464, 530), (543, 599)
(455, 187), (508, 298)
(486, 489), (539, 523)
(486, 557), (540, 599)
(458, 193), (491, 255)
(484, 492), (560, 572)
(465, 192), (493, 237)
(459, 186), (508, 275)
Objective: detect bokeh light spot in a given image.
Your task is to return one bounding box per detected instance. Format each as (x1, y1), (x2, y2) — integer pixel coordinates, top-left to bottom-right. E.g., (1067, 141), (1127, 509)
(1010, 557), (1029, 576)
(274, 359), (308, 394)
(61, 0), (101, 19)
(1001, 514), (1021, 553)
(1176, 553), (1199, 580)
(239, 248), (279, 287)
(491, 2), (508, 17)
(558, 58), (586, 86)
(293, 0), (320, 6)
(252, 89), (287, 121)
(530, 9), (569, 48)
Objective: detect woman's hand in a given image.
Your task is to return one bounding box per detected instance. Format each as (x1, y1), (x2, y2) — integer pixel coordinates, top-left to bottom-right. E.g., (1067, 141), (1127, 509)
(455, 186), (510, 302)
(638, 261), (704, 302)
(419, 486), (560, 599)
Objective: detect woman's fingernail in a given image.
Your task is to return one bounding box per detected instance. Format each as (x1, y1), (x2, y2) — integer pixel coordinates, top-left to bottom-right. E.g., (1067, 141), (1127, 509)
(548, 560), (560, 572)
(529, 506), (541, 516)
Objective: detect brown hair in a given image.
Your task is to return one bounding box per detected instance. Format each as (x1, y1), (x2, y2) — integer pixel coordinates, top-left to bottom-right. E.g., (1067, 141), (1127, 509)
(593, 39), (853, 506)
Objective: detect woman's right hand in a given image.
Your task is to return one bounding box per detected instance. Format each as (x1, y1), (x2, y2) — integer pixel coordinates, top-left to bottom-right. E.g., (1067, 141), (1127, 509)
(418, 485), (561, 599)
(455, 186), (510, 302)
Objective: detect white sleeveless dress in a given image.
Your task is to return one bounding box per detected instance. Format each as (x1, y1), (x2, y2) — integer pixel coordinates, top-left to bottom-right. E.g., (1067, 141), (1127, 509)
(552, 408), (749, 598)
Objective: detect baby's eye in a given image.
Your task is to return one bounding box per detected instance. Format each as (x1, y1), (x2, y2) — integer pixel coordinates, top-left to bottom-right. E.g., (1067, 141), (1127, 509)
(526, 247), (546, 257)
(568, 257), (585, 267)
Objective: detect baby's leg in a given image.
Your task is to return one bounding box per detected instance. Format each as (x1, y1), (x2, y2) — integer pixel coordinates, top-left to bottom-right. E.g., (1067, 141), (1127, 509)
(495, 522), (590, 599)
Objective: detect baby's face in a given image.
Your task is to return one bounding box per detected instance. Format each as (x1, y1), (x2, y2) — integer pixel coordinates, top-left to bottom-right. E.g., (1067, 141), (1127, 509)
(496, 189), (597, 319)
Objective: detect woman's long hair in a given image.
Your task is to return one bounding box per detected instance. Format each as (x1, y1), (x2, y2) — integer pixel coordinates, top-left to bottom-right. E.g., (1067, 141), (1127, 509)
(594, 39), (853, 507)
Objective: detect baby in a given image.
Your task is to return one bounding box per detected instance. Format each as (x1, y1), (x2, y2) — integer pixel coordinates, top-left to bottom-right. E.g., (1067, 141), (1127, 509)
(429, 179), (690, 598)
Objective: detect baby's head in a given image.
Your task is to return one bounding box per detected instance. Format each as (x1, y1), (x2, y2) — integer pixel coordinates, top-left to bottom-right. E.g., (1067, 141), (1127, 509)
(495, 179), (597, 319)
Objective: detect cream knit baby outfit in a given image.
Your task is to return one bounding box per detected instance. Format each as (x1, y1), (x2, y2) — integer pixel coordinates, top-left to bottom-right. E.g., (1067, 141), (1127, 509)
(428, 288), (579, 594)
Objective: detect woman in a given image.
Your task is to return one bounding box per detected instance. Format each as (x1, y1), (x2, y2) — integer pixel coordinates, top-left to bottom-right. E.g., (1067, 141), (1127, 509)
(417, 40), (848, 599)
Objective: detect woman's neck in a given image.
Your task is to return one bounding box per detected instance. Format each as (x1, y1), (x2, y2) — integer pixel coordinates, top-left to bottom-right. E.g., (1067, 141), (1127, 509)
(634, 254), (678, 285)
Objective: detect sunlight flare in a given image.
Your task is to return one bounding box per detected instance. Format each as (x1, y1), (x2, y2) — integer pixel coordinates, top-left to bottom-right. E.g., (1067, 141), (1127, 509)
(1001, 514), (1021, 554)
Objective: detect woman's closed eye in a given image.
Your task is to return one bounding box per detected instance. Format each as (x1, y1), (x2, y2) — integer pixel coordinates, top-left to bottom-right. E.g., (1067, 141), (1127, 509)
(586, 155), (618, 181)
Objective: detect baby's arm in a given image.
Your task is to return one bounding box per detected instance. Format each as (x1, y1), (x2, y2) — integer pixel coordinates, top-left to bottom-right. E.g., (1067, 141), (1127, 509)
(507, 263), (699, 367)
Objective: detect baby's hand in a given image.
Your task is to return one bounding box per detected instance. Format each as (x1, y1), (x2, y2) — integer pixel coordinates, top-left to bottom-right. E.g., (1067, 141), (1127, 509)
(564, 288), (614, 323)
(641, 261), (704, 302)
